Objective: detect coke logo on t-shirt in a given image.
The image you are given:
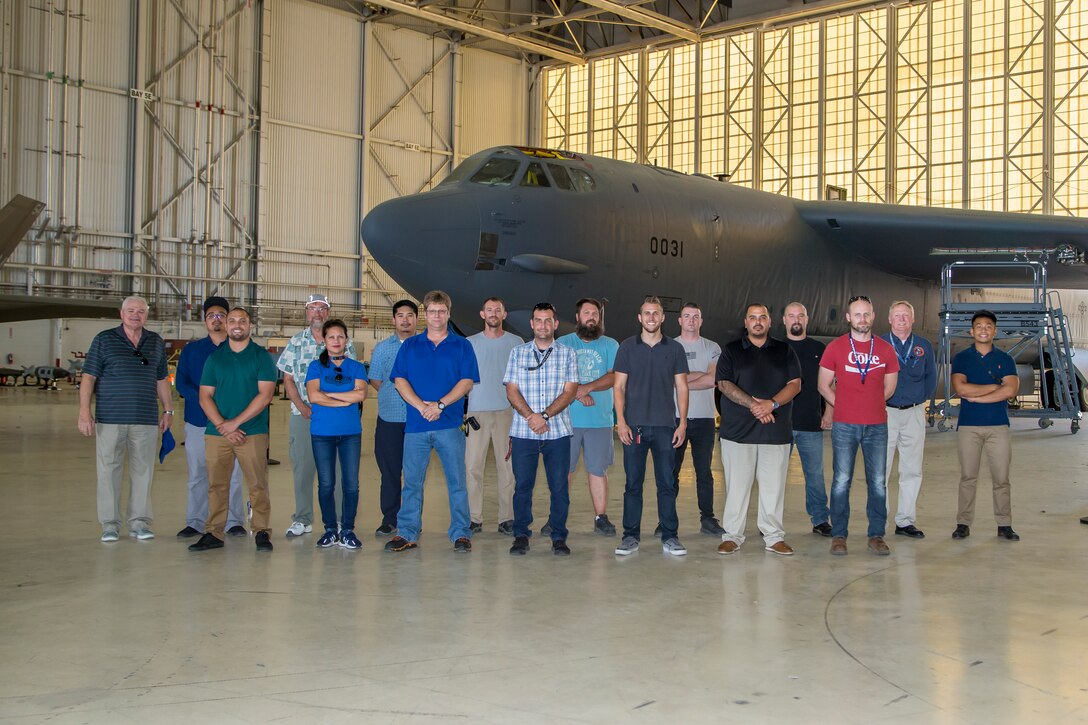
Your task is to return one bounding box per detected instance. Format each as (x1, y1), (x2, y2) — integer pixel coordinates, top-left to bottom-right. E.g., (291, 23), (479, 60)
(847, 351), (884, 366)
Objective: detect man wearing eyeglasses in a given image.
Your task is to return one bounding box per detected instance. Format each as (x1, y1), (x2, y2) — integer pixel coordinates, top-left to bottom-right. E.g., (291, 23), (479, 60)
(817, 295), (900, 556)
(276, 293), (357, 538)
(174, 297), (247, 540)
(78, 296), (173, 542)
(503, 303), (579, 556)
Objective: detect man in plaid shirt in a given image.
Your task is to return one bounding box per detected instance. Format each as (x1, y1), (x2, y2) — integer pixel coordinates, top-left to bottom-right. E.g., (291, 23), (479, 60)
(503, 303), (580, 557)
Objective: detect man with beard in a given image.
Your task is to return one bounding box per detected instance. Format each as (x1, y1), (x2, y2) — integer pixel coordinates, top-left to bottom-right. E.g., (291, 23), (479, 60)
(174, 297), (247, 539)
(277, 293), (357, 538)
(613, 296), (690, 556)
(367, 299), (418, 536)
(503, 303), (579, 556)
(715, 304), (801, 556)
(190, 307), (278, 552)
(465, 297), (523, 534)
(784, 302), (834, 537)
(881, 301), (937, 539)
(556, 298), (620, 536)
(818, 296), (900, 556)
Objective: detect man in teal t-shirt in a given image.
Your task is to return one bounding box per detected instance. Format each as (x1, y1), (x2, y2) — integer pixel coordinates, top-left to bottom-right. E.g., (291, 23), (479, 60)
(190, 307), (278, 552)
(556, 297), (620, 536)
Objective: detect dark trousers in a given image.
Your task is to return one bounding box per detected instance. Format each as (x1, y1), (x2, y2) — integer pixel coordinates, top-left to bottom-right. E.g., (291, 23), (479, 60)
(672, 417), (717, 519)
(622, 425), (679, 540)
(511, 436), (572, 541)
(374, 416), (405, 527)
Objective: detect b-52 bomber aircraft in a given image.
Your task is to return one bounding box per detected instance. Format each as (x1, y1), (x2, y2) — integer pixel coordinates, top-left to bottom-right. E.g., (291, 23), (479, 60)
(361, 145), (1088, 343)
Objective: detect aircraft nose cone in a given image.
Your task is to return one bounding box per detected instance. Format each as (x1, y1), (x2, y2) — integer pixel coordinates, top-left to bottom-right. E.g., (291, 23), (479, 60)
(361, 190), (479, 294)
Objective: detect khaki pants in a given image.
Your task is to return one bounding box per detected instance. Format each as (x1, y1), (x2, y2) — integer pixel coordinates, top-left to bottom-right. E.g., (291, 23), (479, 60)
(720, 440), (790, 547)
(206, 434), (271, 539)
(886, 405), (927, 527)
(96, 423), (158, 531)
(465, 409), (515, 524)
(956, 425), (1012, 526)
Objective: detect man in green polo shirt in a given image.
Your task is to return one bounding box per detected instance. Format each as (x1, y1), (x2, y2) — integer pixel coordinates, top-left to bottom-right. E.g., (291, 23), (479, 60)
(189, 307), (278, 552)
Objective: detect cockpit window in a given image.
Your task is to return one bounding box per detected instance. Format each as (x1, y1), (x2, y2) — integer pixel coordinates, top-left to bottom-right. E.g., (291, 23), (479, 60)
(469, 157), (522, 186)
(568, 168), (597, 192)
(438, 150), (490, 186)
(520, 162), (551, 187)
(547, 163), (575, 191)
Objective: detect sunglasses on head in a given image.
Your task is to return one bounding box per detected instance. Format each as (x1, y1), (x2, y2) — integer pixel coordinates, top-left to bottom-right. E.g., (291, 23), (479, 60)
(848, 295), (872, 304)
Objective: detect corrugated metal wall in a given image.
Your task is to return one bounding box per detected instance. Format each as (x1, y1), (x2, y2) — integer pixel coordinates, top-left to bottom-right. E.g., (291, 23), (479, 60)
(0, 0), (530, 329)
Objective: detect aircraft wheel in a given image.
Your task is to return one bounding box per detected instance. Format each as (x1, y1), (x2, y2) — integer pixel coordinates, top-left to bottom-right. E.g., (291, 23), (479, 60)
(1039, 418), (1053, 429)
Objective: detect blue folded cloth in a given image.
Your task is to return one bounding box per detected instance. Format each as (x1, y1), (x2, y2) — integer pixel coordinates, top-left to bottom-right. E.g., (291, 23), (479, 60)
(159, 429), (176, 464)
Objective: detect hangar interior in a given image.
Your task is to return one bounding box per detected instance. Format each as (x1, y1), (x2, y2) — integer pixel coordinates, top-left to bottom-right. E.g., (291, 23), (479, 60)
(1, 0), (1087, 722)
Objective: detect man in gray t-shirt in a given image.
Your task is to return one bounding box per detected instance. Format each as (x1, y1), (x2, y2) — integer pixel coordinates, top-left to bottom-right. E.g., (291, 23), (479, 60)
(466, 297), (523, 534)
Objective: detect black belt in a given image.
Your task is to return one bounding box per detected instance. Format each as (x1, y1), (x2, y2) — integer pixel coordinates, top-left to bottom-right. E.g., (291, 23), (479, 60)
(887, 403), (920, 410)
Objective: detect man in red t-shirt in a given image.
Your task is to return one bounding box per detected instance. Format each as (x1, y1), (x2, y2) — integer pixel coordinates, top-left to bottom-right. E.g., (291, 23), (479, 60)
(817, 295), (900, 556)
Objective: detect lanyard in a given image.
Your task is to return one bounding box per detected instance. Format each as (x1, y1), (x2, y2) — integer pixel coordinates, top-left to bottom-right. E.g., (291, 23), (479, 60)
(849, 335), (874, 385)
(527, 345), (553, 371)
(893, 334), (917, 369)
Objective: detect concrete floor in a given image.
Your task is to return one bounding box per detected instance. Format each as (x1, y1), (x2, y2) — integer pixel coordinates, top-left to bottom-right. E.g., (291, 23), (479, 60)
(1, 386), (1087, 724)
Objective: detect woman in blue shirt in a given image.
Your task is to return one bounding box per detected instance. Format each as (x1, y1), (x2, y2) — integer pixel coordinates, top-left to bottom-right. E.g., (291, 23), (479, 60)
(305, 319), (369, 549)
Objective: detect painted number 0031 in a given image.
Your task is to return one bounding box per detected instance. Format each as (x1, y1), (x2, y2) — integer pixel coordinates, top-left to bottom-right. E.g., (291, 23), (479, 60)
(649, 237), (683, 257)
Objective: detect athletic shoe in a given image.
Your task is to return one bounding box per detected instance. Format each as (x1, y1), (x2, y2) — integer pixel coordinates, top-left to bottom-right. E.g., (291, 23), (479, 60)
(453, 537), (472, 553)
(469, 522), (483, 534)
(285, 521), (312, 538)
(188, 533), (224, 551)
(226, 525), (247, 537)
(661, 537), (687, 556)
(176, 526), (201, 538)
(339, 530), (362, 550)
(615, 536), (639, 556)
(100, 529), (119, 543)
(316, 530), (339, 548)
(384, 536), (417, 552)
(497, 520), (514, 536)
(374, 523), (396, 536)
(812, 522), (833, 537)
(700, 518), (726, 536)
(255, 531), (273, 551)
(552, 539), (571, 556)
(594, 514), (616, 536)
(129, 527), (155, 541)
(510, 536), (529, 555)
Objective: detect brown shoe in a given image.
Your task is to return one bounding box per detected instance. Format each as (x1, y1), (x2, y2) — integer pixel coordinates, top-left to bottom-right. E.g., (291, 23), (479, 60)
(830, 537), (847, 556)
(717, 540), (739, 555)
(868, 536), (891, 556)
(766, 541), (794, 556)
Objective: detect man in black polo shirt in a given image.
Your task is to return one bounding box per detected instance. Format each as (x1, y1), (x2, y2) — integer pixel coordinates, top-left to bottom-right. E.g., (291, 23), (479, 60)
(78, 296), (173, 543)
(613, 296), (690, 556)
(716, 303), (801, 556)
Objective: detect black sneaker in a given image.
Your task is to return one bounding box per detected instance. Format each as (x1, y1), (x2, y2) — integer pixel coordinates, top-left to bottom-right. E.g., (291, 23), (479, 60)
(469, 522), (483, 534)
(812, 522), (833, 537)
(497, 520), (514, 536)
(510, 536), (529, 555)
(594, 514), (616, 536)
(384, 536), (417, 552)
(997, 526), (1020, 541)
(453, 537), (472, 553)
(895, 524), (925, 539)
(952, 524), (970, 539)
(188, 533), (223, 551)
(227, 525), (247, 537)
(255, 531), (273, 551)
(374, 523), (396, 536)
(541, 521), (553, 536)
(176, 526), (201, 538)
(552, 539), (571, 556)
(700, 517), (726, 536)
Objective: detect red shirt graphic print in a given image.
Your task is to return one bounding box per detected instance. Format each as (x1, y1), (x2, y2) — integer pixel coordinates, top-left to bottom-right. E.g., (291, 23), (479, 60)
(819, 334), (900, 425)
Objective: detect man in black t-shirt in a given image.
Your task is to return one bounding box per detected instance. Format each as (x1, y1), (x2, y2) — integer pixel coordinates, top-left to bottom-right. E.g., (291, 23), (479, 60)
(784, 302), (833, 537)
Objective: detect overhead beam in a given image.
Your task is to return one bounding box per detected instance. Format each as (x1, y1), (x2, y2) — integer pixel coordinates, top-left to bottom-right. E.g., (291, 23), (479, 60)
(503, 6), (606, 34)
(364, 0), (586, 64)
(576, 0), (700, 42)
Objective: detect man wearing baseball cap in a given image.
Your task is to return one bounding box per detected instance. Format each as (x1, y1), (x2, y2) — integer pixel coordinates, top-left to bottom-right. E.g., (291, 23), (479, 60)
(175, 297), (248, 539)
(277, 293), (357, 537)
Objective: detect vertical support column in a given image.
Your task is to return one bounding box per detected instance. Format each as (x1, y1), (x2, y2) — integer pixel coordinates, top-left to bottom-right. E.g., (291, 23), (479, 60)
(253, 0), (273, 311)
(128, 0), (146, 296)
(451, 36), (463, 168)
(961, 0), (971, 209)
(359, 17), (370, 312)
(925, 0), (933, 206)
(528, 61), (540, 147)
(850, 17), (859, 201)
(1042, 0), (1055, 214)
(0, 0), (14, 209)
(886, 5), (897, 204)
(787, 29), (794, 196)
(752, 28), (763, 191)
(693, 41), (702, 173)
(637, 49), (648, 164)
(1002, 0), (1010, 212)
(818, 19), (826, 199)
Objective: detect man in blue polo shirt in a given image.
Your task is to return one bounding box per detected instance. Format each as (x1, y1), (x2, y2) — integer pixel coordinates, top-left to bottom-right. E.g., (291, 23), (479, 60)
(384, 290), (480, 553)
(174, 296), (246, 539)
(78, 296), (173, 542)
(951, 310), (1020, 541)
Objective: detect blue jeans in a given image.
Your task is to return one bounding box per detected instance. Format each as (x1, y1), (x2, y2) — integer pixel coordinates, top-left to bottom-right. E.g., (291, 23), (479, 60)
(793, 430), (830, 526)
(311, 434), (361, 532)
(398, 427), (471, 543)
(830, 422), (888, 539)
(511, 436), (572, 540)
(622, 425), (679, 540)
(673, 417), (717, 519)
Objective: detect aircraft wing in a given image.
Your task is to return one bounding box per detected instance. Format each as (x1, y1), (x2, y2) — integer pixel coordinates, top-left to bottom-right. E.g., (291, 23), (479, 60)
(794, 200), (1088, 286)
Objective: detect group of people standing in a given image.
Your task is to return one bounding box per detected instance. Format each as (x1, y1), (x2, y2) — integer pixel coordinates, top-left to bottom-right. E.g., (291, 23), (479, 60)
(77, 290), (1021, 556)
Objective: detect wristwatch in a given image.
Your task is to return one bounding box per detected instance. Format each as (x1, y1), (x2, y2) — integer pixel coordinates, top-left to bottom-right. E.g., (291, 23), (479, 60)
(437, 401), (446, 411)
(771, 401), (780, 411)
(541, 412), (550, 421)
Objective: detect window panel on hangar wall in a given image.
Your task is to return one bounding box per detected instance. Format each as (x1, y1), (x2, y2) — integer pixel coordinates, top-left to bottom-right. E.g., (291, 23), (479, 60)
(895, 3), (931, 206)
(725, 33), (755, 186)
(613, 53), (641, 163)
(930, 0), (965, 208)
(699, 38), (727, 178)
(646, 46), (696, 174)
(591, 57), (616, 158)
(759, 23), (820, 199)
(543, 67), (569, 151)
(1054, 0), (1088, 216)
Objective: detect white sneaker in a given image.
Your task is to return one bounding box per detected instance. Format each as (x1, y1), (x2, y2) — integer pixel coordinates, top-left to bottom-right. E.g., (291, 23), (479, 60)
(129, 527), (155, 540)
(285, 521), (312, 537)
(101, 530), (119, 543)
(662, 537), (687, 556)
